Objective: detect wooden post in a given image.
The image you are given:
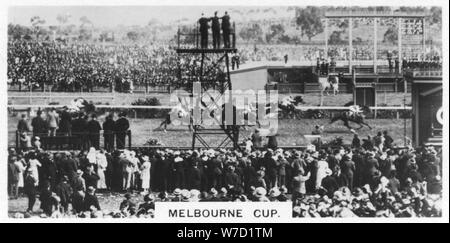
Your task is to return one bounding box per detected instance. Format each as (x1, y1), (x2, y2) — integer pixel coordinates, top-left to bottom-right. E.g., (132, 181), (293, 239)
(398, 17), (402, 73)
(348, 17), (353, 73)
(373, 18), (378, 73)
(352, 69), (356, 104)
(324, 18), (328, 60)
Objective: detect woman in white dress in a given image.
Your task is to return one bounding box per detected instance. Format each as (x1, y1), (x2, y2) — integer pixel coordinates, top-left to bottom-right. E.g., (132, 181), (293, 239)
(28, 153), (42, 186)
(315, 154), (329, 190)
(140, 155), (151, 193)
(14, 157), (26, 189)
(87, 147), (97, 165)
(96, 150), (108, 190)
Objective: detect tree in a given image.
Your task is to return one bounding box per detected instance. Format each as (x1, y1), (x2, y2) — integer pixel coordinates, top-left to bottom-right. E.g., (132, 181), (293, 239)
(56, 13), (71, 25)
(429, 7), (442, 26)
(328, 30), (345, 45)
(30, 16), (46, 39)
(383, 26), (398, 45)
(127, 31), (139, 42)
(79, 16), (92, 27)
(239, 23), (263, 43)
(265, 24), (285, 43)
(295, 6), (324, 41)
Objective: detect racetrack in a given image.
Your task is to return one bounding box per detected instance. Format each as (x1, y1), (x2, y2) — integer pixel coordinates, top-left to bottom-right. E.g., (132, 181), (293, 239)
(8, 115), (411, 148)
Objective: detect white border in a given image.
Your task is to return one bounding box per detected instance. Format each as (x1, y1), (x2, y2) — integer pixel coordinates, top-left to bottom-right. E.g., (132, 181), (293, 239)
(0, 0), (448, 223)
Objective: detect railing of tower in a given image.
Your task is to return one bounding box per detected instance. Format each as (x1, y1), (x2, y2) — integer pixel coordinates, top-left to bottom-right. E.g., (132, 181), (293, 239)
(177, 22), (237, 50)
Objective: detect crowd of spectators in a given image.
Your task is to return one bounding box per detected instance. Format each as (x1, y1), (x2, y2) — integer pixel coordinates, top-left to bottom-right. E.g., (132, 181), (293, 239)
(7, 40), (224, 92)
(8, 128), (442, 218)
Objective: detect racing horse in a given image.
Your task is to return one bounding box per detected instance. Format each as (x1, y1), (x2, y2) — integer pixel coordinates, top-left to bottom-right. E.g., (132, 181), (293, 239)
(274, 95), (305, 119)
(318, 75), (340, 96)
(156, 104), (191, 132)
(329, 104), (372, 131)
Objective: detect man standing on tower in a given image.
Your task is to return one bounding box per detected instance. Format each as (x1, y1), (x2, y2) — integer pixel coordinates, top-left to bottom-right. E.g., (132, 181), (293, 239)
(199, 13), (210, 49)
(211, 11), (221, 49)
(222, 11), (231, 48)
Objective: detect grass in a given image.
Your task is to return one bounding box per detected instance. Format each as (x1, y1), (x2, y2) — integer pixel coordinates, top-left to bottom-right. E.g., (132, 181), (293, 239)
(8, 115), (411, 148)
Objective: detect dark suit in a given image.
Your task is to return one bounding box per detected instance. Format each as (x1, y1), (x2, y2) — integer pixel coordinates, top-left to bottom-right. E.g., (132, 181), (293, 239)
(103, 119), (115, 151)
(114, 117), (129, 149)
(55, 181), (73, 212)
(340, 159), (356, 191)
(211, 16), (221, 49)
(83, 172), (100, 189)
(221, 14), (231, 48)
(199, 17), (210, 49)
(58, 111), (72, 136)
(87, 119), (102, 149)
(187, 166), (201, 190)
(83, 194), (101, 211)
(31, 116), (47, 138)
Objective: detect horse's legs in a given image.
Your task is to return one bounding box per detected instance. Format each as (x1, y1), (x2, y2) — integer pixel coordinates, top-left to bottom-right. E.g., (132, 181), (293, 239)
(344, 120), (353, 130)
(361, 121), (372, 130)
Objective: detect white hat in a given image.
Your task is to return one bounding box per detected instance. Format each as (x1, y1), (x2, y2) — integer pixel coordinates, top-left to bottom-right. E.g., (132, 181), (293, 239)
(269, 187), (281, 197)
(255, 187), (267, 197)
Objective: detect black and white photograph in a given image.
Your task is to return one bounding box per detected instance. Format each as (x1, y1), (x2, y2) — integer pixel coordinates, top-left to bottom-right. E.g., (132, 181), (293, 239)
(1, 0), (448, 224)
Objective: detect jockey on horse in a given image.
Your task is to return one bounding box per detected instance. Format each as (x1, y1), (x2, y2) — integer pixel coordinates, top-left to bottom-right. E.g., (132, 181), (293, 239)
(346, 105), (364, 120)
(157, 103), (191, 132)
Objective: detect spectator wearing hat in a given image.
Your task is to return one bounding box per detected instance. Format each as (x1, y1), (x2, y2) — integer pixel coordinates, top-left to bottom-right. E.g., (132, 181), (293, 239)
(31, 110), (47, 139)
(114, 112), (129, 149)
(46, 108), (59, 137)
(119, 193), (136, 216)
(292, 168), (310, 202)
(87, 114), (102, 149)
(251, 129), (262, 149)
(254, 170), (267, 190)
(27, 152), (41, 187)
(72, 170), (86, 213)
(243, 159), (257, 194)
(55, 176), (73, 214)
(71, 113), (87, 148)
(277, 154), (290, 188)
(103, 114), (115, 151)
(352, 134), (361, 148)
(224, 165), (242, 193)
(137, 194), (155, 217)
(84, 186), (101, 212)
(187, 161), (201, 191)
(171, 188), (182, 202)
(83, 164), (100, 189)
(17, 114), (30, 134)
(8, 156), (20, 199)
(140, 155), (151, 193)
(39, 181), (55, 216)
(58, 107), (72, 136)
(24, 168), (38, 213)
(315, 155), (329, 190)
(254, 187), (269, 202)
(340, 155), (356, 191)
(383, 131), (394, 149)
(320, 169), (339, 198)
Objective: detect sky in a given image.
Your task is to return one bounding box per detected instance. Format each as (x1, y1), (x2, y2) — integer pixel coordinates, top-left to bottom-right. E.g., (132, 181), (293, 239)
(8, 6), (293, 27)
